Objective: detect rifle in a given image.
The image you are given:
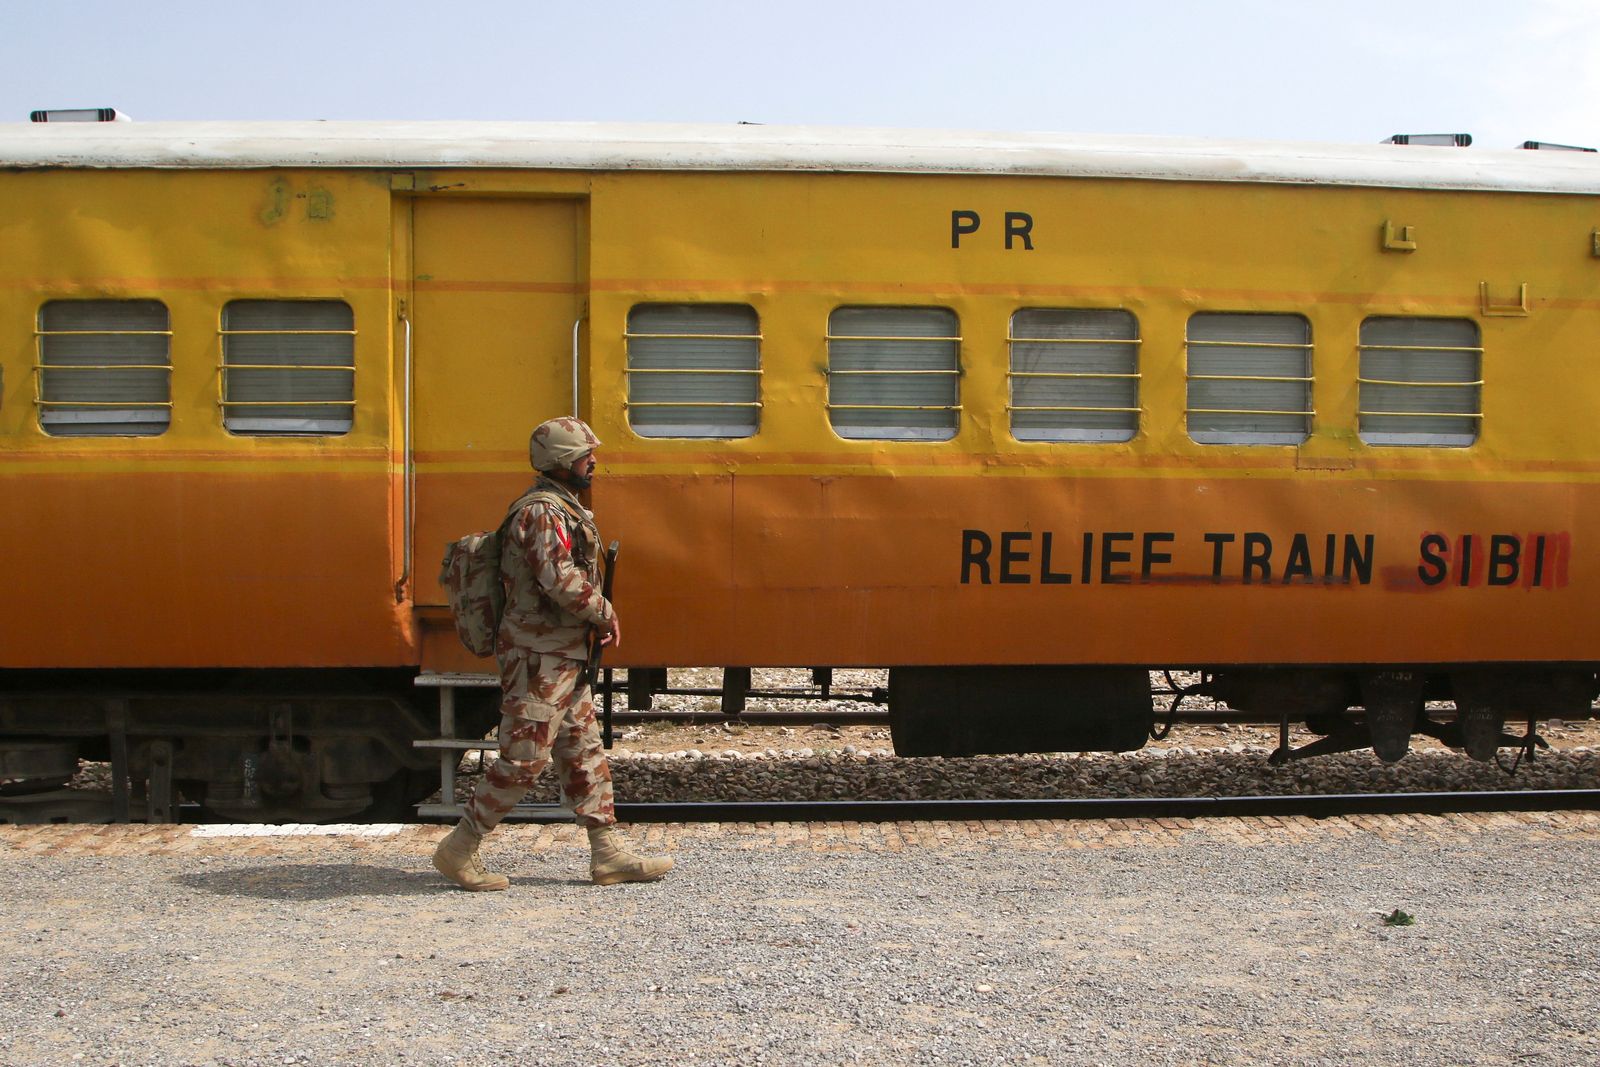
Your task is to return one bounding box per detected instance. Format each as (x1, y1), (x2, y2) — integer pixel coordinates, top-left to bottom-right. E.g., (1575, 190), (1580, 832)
(587, 538), (620, 682)
(588, 541), (620, 748)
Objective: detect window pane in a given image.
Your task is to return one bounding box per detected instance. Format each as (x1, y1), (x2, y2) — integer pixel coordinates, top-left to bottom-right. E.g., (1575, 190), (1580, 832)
(38, 299), (170, 437)
(627, 304), (760, 438)
(828, 307), (959, 441)
(222, 300), (354, 435)
(1186, 313), (1311, 444)
(1010, 308), (1138, 442)
(1359, 317), (1480, 446)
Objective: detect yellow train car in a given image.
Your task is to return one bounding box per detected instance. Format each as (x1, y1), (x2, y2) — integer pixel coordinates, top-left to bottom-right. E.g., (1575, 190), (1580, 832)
(1, 121), (1595, 818)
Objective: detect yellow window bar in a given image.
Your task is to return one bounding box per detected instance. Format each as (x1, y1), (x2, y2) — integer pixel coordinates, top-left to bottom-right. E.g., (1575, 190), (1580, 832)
(36, 399), (172, 408)
(1005, 405), (1140, 413)
(35, 330), (175, 338)
(220, 399), (357, 408)
(624, 331), (763, 341)
(625, 367), (763, 375)
(623, 400), (763, 408)
(1187, 373), (1313, 383)
(1358, 410), (1484, 421)
(1186, 339), (1311, 350)
(1188, 407), (1314, 417)
(1356, 343), (1484, 354)
(826, 368), (958, 376)
(826, 404), (965, 412)
(219, 329), (357, 337)
(825, 333), (963, 343)
(998, 335), (1139, 343)
(219, 364), (353, 374)
(1357, 377), (1482, 388)
(33, 363), (172, 372)
(1010, 371), (1141, 379)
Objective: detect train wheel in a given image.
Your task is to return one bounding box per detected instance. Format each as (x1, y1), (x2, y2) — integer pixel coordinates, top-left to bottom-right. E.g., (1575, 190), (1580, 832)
(1361, 671), (1424, 763)
(1458, 705), (1506, 762)
(1451, 671), (1512, 763)
(0, 740), (78, 793)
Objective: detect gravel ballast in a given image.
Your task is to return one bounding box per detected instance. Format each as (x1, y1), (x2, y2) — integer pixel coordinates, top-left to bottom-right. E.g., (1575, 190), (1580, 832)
(3, 816), (1598, 1066)
(564, 746), (1600, 805)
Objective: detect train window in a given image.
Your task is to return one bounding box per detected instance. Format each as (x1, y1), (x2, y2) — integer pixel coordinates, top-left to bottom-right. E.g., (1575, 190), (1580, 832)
(1186, 313), (1312, 445)
(1358, 317), (1481, 447)
(1009, 309), (1140, 442)
(827, 306), (960, 441)
(36, 300), (172, 437)
(625, 304), (762, 438)
(221, 300), (355, 436)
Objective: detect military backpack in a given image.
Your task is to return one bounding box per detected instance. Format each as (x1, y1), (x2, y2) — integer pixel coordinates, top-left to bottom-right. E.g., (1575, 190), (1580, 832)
(439, 488), (581, 657)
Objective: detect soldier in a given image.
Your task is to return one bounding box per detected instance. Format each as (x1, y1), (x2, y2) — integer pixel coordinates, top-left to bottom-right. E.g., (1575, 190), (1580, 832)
(432, 416), (674, 891)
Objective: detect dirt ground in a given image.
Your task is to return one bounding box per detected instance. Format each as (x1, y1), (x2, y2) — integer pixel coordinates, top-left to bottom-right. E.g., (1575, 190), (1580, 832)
(4, 814), (1600, 1066)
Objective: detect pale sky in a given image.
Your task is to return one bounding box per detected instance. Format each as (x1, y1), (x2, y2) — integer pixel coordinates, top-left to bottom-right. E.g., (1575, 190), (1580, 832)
(3, 0), (1598, 149)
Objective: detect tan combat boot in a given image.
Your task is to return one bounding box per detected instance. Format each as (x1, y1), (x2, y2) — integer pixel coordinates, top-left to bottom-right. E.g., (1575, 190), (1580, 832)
(432, 822), (510, 892)
(588, 825), (675, 885)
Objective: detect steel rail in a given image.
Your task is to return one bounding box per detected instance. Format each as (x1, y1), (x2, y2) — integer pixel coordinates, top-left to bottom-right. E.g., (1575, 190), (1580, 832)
(597, 708), (1292, 726)
(488, 789), (1600, 824)
(11, 788), (1597, 827)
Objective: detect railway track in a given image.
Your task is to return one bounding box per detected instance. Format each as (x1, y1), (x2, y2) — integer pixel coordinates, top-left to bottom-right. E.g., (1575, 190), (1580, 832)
(9, 786), (1598, 828)
(496, 788), (1600, 824)
(7, 682), (1595, 824)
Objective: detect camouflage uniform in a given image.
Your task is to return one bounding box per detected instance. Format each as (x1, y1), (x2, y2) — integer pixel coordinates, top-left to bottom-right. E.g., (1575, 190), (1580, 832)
(463, 475), (619, 833)
(437, 416), (669, 891)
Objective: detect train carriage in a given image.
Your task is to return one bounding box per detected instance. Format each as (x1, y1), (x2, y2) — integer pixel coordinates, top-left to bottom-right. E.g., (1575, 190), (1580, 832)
(1, 120), (1595, 820)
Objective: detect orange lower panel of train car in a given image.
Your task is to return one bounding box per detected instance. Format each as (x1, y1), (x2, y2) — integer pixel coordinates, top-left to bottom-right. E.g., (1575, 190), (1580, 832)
(7, 462), (1591, 674)
(0, 468), (412, 669)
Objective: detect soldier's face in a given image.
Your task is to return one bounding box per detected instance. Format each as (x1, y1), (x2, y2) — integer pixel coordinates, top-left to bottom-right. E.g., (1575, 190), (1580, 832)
(569, 451), (597, 489)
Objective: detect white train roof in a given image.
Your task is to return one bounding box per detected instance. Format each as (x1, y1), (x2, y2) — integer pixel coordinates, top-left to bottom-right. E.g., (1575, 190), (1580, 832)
(1, 120), (1597, 194)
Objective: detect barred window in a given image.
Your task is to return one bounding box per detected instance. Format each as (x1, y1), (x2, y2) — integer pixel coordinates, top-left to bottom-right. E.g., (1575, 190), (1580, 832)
(1009, 308), (1139, 442)
(625, 304), (761, 438)
(1186, 313), (1312, 445)
(1358, 317), (1481, 447)
(222, 300), (355, 436)
(827, 306), (960, 441)
(36, 300), (171, 437)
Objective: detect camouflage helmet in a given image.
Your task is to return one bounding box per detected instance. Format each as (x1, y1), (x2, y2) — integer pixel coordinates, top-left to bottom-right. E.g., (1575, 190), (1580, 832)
(529, 417), (601, 472)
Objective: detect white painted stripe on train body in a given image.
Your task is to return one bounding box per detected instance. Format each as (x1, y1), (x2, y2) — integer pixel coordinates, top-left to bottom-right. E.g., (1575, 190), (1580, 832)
(189, 823), (404, 837)
(2, 121), (1598, 194)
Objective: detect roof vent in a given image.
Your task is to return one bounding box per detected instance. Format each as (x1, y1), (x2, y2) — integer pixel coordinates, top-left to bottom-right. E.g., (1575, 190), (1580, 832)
(1518, 140), (1596, 152)
(1382, 133), (1472, 147)
(29, 108), (130, 123)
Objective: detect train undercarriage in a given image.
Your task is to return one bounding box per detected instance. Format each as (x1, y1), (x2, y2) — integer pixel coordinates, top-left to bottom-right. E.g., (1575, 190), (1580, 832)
(0, 670), (457, 824)
(1, 664), (1596, 824)
(887, 665), (1599, 765)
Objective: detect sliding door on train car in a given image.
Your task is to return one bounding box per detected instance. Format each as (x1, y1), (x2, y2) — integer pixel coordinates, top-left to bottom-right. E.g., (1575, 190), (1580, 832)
(405, 196), (583, 669)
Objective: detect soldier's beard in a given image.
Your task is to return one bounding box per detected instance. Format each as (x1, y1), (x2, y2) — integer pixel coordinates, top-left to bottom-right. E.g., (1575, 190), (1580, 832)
(551, 466), (592, 491)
